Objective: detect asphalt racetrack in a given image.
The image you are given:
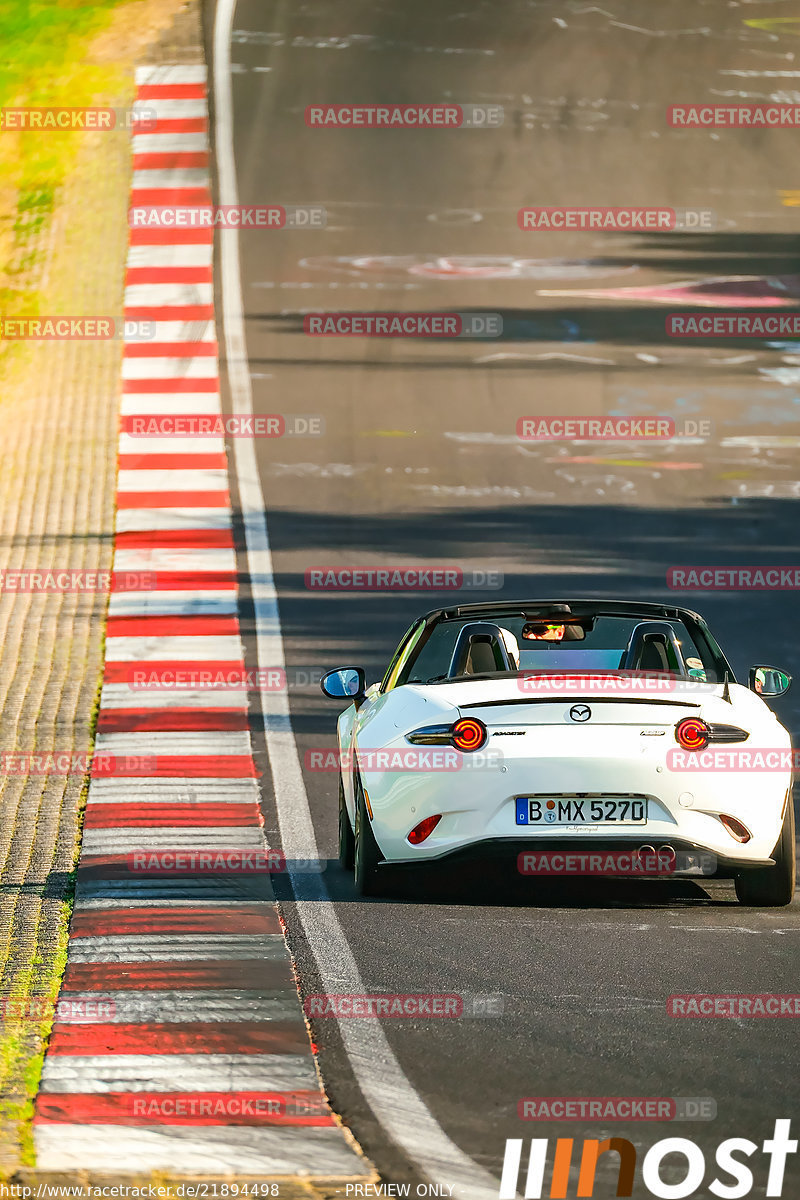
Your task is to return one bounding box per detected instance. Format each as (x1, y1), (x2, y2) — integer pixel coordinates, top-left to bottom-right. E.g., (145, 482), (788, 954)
(210, 1), (800, 1193)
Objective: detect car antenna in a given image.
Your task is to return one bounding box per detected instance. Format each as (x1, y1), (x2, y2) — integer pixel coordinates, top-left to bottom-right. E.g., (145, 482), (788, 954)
(721, 671), (731, 703)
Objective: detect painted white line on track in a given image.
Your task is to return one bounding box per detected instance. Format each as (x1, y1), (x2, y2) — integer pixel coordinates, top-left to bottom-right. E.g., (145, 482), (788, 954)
(36, 1126), (370, 1175)
(132, 168), (210, 189)
(120, 398), (222, 419)
(57, 989), (303, 1022)
(66, 934), (285, 962)
(98, 687), (249, 710)
(100, 681), (247, 700)
(117, 468), (229, 491)
(88, 779), (260, 798)
(133, 98), (208, 120)
(136, 64), (209, 85)
(85, 783), (252, 800)
(40, 1054), (318, 1092)
(133, 132), (210, 154)
(127, 246), (214, 269)
(120, 391), (221, 410)
(104, 634), (243, 661)
(121, 358), (219, 380)
(214, 2), (502, 1195)
(134, 326), (216, 346)
(96, 730), (255, 753)
(124, 282), (214, 306)
(79, 829), (266, 855)
(108, 588), (241, 612)
(119, 440), (226, 461)
(115, 508), (232, 534)
(111, 548), (237, 574)
(119, 434), (225, 456)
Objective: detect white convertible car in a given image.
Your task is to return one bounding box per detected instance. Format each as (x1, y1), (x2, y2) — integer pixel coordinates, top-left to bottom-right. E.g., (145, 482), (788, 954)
(321, 600), (795, 906)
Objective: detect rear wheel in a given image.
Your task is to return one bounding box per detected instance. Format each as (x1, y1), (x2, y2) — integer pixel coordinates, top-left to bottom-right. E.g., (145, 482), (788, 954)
(353, 771), (384, 896)
(338, 773), (354, 870)
(735, 797), (796, 907)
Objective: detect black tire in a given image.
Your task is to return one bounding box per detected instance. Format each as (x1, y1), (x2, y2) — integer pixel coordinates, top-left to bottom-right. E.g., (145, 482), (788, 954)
(338, 773), (355, 870)
(353, 771), (384, 896)
(735, 797), (796, 907)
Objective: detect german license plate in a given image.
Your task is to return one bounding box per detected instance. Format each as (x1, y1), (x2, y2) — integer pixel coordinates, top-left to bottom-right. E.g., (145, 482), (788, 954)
(515, 798), (647, 825)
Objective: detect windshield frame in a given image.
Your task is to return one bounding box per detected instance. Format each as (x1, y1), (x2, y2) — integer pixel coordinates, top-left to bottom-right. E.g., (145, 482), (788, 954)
(383, 603), (735, 690)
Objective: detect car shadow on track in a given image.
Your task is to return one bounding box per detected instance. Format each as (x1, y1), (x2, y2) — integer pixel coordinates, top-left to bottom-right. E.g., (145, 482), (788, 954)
(298, 858), (749, 908)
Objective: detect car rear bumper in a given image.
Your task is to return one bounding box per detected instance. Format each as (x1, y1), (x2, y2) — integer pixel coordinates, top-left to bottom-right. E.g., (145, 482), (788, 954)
(383, 836), (775, 876)
(359, 745), (790, 866)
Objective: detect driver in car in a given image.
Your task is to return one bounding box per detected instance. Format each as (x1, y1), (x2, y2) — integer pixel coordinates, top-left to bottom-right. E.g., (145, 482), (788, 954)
(522, 622), (566, 642)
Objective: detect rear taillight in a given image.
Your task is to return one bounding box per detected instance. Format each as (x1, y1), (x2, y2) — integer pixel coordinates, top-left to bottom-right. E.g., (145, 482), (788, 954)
(674, 718), (749, 750)
(408, 814), (442, 845)
(675, 717), (710, 751)
(406, 724), (453, 746)
(706, 723), (749, 744)
(407, 717), (488, 751)
(452, 717), (487, 751)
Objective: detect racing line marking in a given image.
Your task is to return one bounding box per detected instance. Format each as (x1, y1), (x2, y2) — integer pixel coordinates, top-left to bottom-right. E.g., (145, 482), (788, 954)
(32, 62), (370, 1179)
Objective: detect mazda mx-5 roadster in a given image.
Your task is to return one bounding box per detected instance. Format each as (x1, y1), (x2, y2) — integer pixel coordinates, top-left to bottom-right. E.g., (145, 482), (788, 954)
(320, 600), (795, 906)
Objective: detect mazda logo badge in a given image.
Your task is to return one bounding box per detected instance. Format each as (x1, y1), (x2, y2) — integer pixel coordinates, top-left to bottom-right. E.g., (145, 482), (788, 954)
(569, 704), (591, 722)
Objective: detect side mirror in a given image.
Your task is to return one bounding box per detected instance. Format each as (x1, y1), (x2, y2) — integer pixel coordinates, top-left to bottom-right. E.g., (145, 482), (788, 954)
(320, 667), (367, 703)
(749, 665), (792, 698)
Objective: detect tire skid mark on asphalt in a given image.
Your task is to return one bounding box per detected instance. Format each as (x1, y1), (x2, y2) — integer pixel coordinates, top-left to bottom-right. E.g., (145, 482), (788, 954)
(32, 62), (371, 1179)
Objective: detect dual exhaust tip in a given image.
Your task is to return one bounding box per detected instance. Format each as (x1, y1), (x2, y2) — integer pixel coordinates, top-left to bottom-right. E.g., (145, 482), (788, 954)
(639, 844), (677, 868)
